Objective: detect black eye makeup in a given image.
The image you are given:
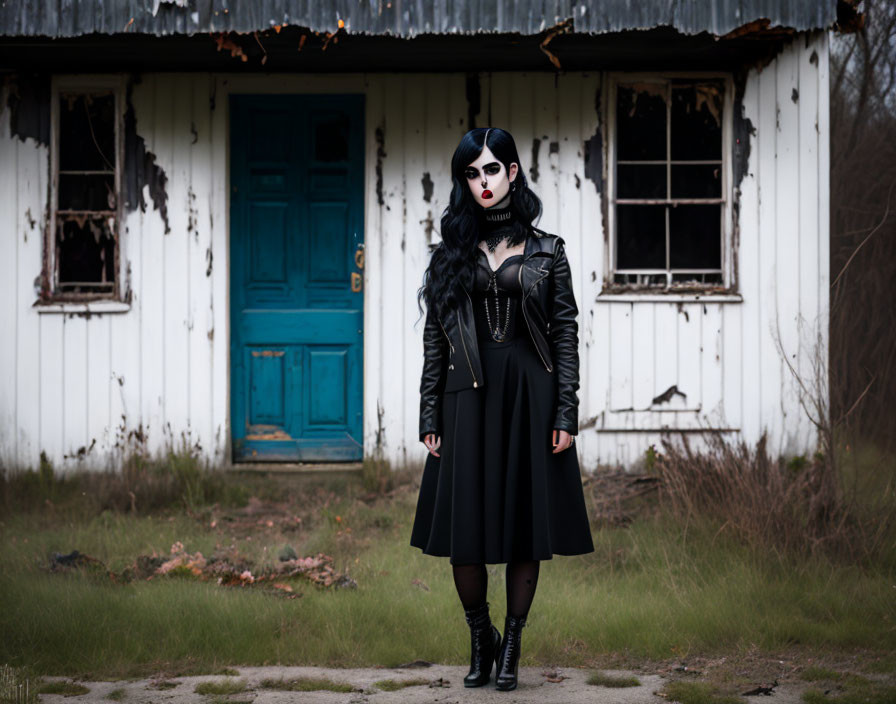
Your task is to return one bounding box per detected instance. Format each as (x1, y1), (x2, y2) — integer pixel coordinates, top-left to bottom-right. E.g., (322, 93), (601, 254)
(464, 162), (503, 180)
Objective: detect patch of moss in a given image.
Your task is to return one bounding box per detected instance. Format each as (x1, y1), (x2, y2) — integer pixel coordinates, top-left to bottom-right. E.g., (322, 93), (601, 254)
(193, 677), (247, 695)
(373, 677), (430, 691)
(36, 680), (91, 696)
(258, 676), (355, 693)
(147, 680), (179, 690)
(586, 670), (641, 687)
(661, 680), (743, 704)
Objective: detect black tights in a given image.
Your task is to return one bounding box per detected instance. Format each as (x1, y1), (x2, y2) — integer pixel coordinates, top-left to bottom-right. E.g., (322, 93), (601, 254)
(452, 560), (540, 619)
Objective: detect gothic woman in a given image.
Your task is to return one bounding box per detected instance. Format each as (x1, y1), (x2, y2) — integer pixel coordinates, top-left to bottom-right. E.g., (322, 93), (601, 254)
(410, 127), (595, 691)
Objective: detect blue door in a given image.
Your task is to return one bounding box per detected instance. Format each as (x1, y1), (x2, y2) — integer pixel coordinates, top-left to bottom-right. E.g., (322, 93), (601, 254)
(230, 95), (364, 462)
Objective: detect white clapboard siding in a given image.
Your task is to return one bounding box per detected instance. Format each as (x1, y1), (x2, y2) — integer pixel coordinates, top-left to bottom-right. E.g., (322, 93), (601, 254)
(0, 31), (830, 472)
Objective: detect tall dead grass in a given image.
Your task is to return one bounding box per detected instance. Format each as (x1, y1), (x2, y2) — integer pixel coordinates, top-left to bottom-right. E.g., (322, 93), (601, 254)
(653, 431), (895, 565)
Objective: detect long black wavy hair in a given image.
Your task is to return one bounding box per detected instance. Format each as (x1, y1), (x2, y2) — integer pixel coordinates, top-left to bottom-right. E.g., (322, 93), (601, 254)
(416, 127), (543, 324)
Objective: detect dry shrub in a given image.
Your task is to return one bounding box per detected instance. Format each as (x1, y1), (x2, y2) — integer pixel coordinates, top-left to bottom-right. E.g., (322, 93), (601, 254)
(0, 440), (247, 518)
(654, 431), (894, 564)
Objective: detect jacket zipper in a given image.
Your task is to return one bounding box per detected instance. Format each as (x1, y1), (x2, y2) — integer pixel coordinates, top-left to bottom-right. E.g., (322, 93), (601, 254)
(519, 262), (553, 373)
(438, 318), (455, 355)
(460, 287), (480, 387)
(438, 317), (456, 370)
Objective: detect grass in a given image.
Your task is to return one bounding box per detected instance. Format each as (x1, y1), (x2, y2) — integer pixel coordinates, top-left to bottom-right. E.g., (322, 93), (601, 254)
(34, 680), (90, 696)
(660, 680), (743, 704)
(586, 670), (640, 687)
(0, 440), (894, 692)
(193, 677), (247, 695)
(258, 675), (355, 692)
(372, 677), (431, 691)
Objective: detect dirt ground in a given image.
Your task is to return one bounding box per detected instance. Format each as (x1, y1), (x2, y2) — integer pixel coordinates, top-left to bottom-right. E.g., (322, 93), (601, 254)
(35, 662), (811, 704)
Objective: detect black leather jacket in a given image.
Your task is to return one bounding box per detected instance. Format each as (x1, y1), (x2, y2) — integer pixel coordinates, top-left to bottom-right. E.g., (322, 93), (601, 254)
(419, 228), (580, 442)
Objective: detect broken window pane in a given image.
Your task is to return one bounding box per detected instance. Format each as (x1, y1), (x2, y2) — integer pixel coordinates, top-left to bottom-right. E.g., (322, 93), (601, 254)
(56, 217), (115, 292)
(52, 89), (119, 298)
(670, 81), (723, 161)
(59, 93), (116, 171)
(616, 83), (666, 161)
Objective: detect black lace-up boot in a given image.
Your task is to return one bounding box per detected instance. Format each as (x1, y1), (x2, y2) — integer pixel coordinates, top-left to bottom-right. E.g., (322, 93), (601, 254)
(462, 602), (502, 687)
(494, 614), (527, 691)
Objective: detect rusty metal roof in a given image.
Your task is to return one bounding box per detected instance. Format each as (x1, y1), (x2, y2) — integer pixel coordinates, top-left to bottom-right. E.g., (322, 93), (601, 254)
(0, 0), (838, 38)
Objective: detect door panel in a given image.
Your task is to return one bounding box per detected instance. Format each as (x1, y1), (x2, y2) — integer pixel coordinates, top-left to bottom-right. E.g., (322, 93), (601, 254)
(230, 94), (364, 462)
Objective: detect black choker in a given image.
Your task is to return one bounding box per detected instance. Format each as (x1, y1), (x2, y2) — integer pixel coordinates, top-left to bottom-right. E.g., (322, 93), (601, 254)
(484, 206), (512, 223)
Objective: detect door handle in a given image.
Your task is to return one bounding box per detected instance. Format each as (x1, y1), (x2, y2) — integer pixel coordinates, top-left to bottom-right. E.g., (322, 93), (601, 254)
(354, 243), (365, 269)
(351, 271), (362, 292)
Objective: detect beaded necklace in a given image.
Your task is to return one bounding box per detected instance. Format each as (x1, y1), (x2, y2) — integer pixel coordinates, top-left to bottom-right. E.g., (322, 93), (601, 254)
(480, 204), (517, 342)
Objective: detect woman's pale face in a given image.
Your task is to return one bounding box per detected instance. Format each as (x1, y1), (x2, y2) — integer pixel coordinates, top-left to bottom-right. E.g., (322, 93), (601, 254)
(464, 145), (519, 208)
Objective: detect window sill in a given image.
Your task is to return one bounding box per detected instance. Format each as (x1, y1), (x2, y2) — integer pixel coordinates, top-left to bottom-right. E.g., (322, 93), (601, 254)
(33, 300), (131, 314)
(596, 293), (743, 303)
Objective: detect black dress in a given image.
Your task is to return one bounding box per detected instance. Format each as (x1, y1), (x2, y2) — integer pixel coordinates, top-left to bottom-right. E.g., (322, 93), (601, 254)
(410, 225), (595, 565)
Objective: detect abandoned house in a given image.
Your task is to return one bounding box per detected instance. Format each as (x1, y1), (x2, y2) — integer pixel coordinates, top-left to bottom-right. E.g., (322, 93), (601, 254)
(0, 1), (841, 471)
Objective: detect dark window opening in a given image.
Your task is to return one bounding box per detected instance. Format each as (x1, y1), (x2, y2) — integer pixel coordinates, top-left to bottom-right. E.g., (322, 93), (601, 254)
(613, 78), (726, 290)
(53, 89), (119, 297)
(56, 217), (115, 292)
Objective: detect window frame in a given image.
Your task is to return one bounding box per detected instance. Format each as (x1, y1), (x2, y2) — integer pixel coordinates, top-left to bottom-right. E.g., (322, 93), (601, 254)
(604, 71), (737, 296)
(43, 74), (126, 304)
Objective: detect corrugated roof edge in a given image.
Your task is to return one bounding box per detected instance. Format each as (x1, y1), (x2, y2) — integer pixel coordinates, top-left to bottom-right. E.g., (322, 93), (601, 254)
(0, 0), (840, 39)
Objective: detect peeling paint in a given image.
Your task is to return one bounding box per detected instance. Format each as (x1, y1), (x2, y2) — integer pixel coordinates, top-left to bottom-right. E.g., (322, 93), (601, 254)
(374, 123), (386, 207)
(421, 210), (434, 241)
(529, 138), (541, 183)
(4, 72), (50, 146)
(583, 86), (603, 194)
(549, 140), (559, 155)
(375, 398), (385, 449)
(421, 171), (433, 203)
(187, 186), (198, 238)
(205, 246), (213, 277)
(731, 69), (755, 193)
(123, 76), (170, 234)
(791, 87), (799, 103)
(652, 385), (687, 405)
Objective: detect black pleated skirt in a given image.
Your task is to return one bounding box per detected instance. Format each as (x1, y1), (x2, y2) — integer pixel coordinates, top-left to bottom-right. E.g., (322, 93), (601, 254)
(410, 335), (595, 565)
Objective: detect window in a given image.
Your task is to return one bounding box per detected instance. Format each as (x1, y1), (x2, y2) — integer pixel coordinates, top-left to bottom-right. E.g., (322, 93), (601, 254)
(608, 75), (731, 291)
(46, 77), (123, 301)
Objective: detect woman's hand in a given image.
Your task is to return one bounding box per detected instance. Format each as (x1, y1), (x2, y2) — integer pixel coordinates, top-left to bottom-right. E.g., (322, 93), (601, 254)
(423, 433), (442, 457)
(552, 429), (574, 453)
